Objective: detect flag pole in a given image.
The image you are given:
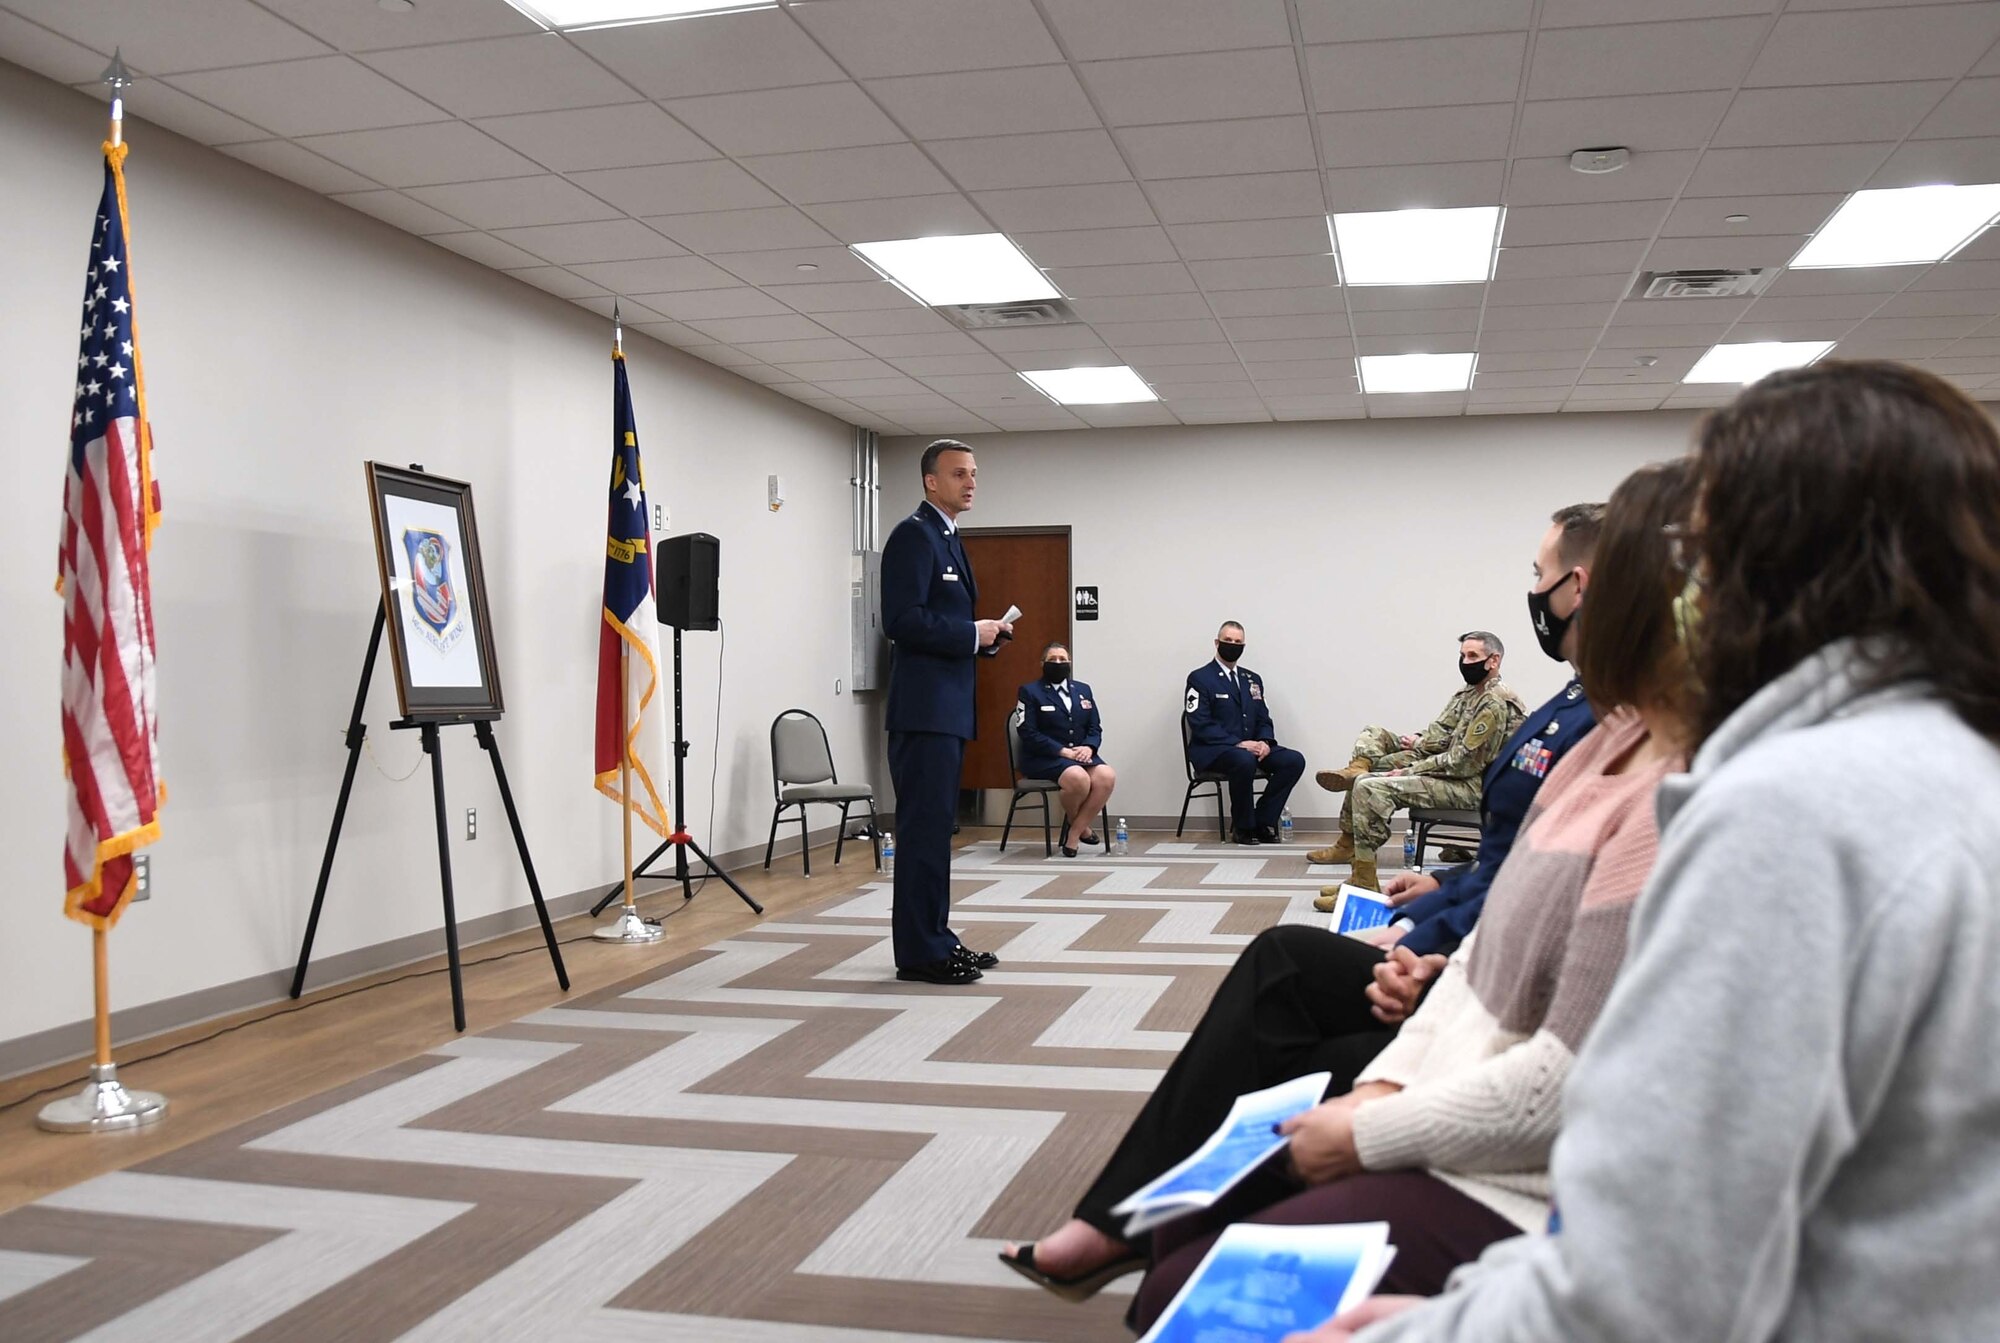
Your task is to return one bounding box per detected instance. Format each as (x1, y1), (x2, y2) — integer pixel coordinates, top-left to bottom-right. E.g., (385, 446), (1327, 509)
(594, 301), (661, 944)
(40, 48), (168, 1134)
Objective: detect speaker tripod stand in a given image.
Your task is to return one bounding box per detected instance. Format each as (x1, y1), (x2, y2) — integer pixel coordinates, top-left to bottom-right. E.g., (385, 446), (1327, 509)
(591, 624), (762, 920)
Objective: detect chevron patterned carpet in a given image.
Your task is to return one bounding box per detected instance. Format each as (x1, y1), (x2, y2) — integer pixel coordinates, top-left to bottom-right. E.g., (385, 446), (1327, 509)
(0, 838), (1337, 1343)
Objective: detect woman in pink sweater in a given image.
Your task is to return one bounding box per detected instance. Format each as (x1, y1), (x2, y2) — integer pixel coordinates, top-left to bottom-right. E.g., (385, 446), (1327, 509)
(1128, 459), (1697, 1331)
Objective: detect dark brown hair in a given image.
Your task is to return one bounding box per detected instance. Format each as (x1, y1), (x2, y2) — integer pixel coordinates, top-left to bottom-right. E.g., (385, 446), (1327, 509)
(1551, 501), (1606, 569)
(1690, 359), (2000, 745)
(920, 438), (973, 479)
(1574, 460), (1695, 723)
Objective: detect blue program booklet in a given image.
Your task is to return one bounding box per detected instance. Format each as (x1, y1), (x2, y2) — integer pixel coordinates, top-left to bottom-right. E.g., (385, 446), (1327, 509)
(1138, 1221), (1397, 1343)
(1110, 1072), (1331, 1237)
(1326, 883), (1395, 938)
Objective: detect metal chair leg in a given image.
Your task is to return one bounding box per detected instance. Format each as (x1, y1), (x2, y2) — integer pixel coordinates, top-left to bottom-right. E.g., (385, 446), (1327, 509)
(867, 798), (881, 870)
(834, 802), (850, 866)
(1001, 791), (1019, 852)
(764, 804), (782, 870)
(800, 806), (812, 878)
(1042, 792), (1053, 857)
(1177, 786), (1194, 837)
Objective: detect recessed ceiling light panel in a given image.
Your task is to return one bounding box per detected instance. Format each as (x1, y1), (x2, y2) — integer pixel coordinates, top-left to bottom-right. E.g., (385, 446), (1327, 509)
(1791, 184), (2000, 269)
(850, 233), (1061, 307)
(1683, 341), (1835, 384)
(502, 0), (775, 31)
(1358, 352), (1476, 394)
(1329, 206), (1502, 286)
(1017, 366), (1158, 405)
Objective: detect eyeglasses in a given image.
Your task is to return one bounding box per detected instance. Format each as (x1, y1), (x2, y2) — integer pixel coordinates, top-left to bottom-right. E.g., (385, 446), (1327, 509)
(1663, 522), (1693, 572)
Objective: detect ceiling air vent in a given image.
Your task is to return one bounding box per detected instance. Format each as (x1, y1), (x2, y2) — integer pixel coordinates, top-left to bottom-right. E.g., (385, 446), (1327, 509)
(939, 298), (1079, 329)
(1631, 268), (1775, 300)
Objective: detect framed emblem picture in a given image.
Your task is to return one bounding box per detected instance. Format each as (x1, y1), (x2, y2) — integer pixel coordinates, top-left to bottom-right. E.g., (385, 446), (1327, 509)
(365, 462), (505, 720)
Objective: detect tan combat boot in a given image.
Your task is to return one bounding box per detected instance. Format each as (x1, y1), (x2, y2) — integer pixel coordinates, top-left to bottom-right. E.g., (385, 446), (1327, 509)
(1314, 757), (1372, 793)
(1306, 830), (1355, 865)
(1348, 852), (1381, 892)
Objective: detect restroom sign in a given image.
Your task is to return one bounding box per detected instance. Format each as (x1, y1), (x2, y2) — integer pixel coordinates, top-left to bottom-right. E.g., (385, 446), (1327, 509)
(1075, 586), (1099, 621)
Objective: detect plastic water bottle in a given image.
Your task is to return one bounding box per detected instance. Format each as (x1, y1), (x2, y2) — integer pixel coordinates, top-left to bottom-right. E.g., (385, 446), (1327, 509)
(1403, 828), (1416, 869)
(1114, 817), (1130, 857)
(880, 832), (894, 877)
(1280, 808), (1294, 844)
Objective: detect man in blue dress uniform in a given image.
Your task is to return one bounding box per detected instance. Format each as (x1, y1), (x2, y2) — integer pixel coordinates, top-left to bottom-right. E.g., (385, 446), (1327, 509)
(1015, 642), (1117, 856)
(882, 440), (1012, 984)
(1182, 622), (1306, 844)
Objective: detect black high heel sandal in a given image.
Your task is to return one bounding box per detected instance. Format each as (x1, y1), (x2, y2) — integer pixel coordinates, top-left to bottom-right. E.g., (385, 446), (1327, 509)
(1057, 817), (1079, 859)
(998, 1242), (1146, 1302)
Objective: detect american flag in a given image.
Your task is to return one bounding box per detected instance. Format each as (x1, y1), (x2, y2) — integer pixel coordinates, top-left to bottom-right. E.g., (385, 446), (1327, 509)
(592, 349), (671, 836)
(59, 143), (163, 929)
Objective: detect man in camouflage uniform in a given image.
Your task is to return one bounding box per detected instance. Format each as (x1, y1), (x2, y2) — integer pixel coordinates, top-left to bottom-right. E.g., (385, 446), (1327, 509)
(1308, 631), (1527, 892)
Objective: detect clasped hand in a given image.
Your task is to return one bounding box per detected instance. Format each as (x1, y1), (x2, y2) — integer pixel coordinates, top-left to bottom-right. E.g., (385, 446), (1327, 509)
(1238, 739), (1271, 760)
(1278, 1085), (1391, 1185)
(1365, 946), (1448, 1024)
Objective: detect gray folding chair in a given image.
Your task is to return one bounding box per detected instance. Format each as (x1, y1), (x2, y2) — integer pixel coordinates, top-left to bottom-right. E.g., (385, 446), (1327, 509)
(1177, 712), (1264, 839)
(1408, 807), (1482, 866)
(1001, 705), (1060, 856)
(764, 709), (878, 876)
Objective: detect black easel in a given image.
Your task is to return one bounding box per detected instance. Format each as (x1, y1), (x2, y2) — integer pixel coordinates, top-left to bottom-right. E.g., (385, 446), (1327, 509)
(291, 601), (570, 1031)
(589, 625), (763, 918)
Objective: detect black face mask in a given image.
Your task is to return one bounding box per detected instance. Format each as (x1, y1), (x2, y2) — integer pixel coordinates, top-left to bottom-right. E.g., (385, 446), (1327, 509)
(1459, 657), (1488, 685)
(1215, 642), (1244, 664)
(1042, 661), (1070, 684)
(1526, 571), (1579, 662)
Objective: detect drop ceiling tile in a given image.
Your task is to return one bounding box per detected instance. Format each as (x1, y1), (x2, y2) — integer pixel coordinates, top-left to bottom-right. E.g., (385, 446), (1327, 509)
(1317, 104), (1515, 168)
(1047, 261), (1197, 296)
(724, 330), (862, 357)
(867, 65), (1101, 139)
(975, 325), (1114, 352)
(973, 182), (1157, 232)
(1206, 287), (1346, 316)
(1762, 265), (1910, 296)
(1369, 393), (1469, 416)
(74, 78), (271, 145)
(1875, 288), (2000, 317)
(1949, 336), (2000, 356)
(473, 104), (717, 173)
(666, 83), (906, 158)
(919, 372), (1043, 400)
(716, 362), (795, 383)
(571, 161), (783, 215)
(1487, 273), (1635, 305)
(566, 255), (738, 293)
(1528, 19), (1767, 99)
(840, 331), (987, 358)
(1043, 0), (1292, 58)
(330, 188), (468, 234)
(1958, 229), (2000, 262)
(1116, 342), (1245, 366)
(1120, 117), (1316, 180)
(738, 142), (957, 204)
(712, 247), (878, 285)
(1233, 337), (1355, 361)
(759, 280), (923, 313)
(169, 56), (447, 137)
(924, 130), (1130, 191)
(406, 175), (619, 229)
(1484, 301), (1620, 330)
(1176, 404), (1276, 423)
(982, 406), (1091, 429)
(1684, 143), (1893, 197)
(297, 121), (540, 188)
(1012, 226), (1180, 266)
(1830, 335), (1953, 358)
(634, 288), (795, 321)
(488, 219), (683, 265)
(9, 0), (330, 73)
(1297, 0), (1535, 42)
(1714, 81), (1951, 148)
(1222, 314), (1352, 339)
(803, 374), (929, 395)
(1659, 193), (1842, 236)
(1470, 384), (1584, 402)
(1477, 349), (1595, 371)
(1595, 322), (1735, 346)
(1080, 317), (1229, 345)
(1746, 6), (2000, 87)
(816, 309), (961, 336)
(571, 294), (669, 325)
(1505, 151), (1701, 206)
(1166, 218), (1332, 260)
(1503, 199), (1673, 246)
(1612, 296), (1756, 325)
(887, 353), (1014, 376)
(1348, 308), (1480, 335)
(220, 140), (376, 194)
(1915, 260), (2000, 291)
(1585, 346), (1705, 369)
(1914, 77), (2000, 139)
(1243, 359), (1358, 381)
(802, 193), (991, 242)
(1307, 32), (1528, 112)
(1157, 383), (1262, 402)
(1148, 172), (1327, 224)
(256, 0), (538, 52)
(793, 0), (1061, 77)
(1643, 234), (1803, 268)
(1869, 136), (2000, 187)
(1267, 396), (1367, 418)
(1081, 49), (1307, 126)
(568, 8), (845, 98)
(1480, 327), (1611, 351)
(1740, 293), (1885, 322)
(1540, 0), (1777, 25)
(0, 11), (113, 83)
(1068, 294), (1215, 322)
(1728, 318), (1857, 341)
(1069, 403), (1182, 426)
(428, 230), (546, 270)
(1477, 369), (1588, 388)
(647, 206), (839, 254)
(361, 34), (631, 119)
(1190, 254), (1341, 290)
(1513, 91), (1732, 158)
(1345, 285), (1482, 311)
(995, 343), (1119, 367)
(1325, 160), (1505, 210)
(1494, 239), (1650, 280)
(503, 265), (609, 300)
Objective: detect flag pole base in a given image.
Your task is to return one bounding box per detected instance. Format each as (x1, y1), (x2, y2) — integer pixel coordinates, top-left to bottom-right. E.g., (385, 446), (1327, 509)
(37, 1063), (167, 1134)
(591, 906), (662, 943)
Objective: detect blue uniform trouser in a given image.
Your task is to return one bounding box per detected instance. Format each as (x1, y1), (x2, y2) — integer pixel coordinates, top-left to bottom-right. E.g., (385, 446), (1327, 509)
(888, 729), (964, 967)
(1208, 745), (1306, 834)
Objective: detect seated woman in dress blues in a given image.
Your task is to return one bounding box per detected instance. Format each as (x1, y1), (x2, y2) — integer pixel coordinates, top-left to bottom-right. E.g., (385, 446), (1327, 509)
(1014, 643), (1117, 858)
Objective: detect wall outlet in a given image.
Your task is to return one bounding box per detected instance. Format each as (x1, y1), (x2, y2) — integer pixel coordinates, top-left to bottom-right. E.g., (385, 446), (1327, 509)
(466, 807), (477, 840)
(652, 503), (663, 533)
(132, 852), (151, 902)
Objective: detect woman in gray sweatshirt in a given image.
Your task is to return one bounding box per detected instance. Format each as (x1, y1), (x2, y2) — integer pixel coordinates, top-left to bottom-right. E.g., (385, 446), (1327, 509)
(1297, 360), (2000, 1343)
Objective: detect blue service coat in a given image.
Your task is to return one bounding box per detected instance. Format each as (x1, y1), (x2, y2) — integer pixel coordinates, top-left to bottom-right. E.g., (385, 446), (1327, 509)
(1015, 678), (1105, 780)
(1183, 661), (1277, 768)
(1398, 677), (1600, 957)
(882, 504), (996, 740)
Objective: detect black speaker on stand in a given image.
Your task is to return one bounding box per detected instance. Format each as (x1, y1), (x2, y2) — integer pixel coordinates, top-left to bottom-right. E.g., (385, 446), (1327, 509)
(590, 532), (762, 918)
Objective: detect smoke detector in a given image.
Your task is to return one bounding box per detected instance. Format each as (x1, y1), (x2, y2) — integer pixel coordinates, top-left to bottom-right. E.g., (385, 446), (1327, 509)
(1569, 146), (1631, 174)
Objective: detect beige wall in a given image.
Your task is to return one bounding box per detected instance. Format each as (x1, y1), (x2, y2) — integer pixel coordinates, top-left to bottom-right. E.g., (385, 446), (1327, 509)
(883, 413), (1701, 825)
(0, 60), (870, 1053)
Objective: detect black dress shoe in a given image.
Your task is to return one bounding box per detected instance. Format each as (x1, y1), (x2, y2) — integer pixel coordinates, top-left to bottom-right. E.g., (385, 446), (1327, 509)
(952, 943), (1000, 971)
(1232, 830), (1261, 846)
(897, 957), (983, 985)
(1255, 825), (1282, 843)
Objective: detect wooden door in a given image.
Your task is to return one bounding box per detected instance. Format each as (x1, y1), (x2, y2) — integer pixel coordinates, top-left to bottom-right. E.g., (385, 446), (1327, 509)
(958, 528), (1072, 791)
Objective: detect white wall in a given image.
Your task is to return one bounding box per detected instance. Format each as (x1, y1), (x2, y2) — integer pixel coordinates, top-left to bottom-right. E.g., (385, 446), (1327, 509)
(0, 61), (869, 1051)
(883, 413), (1700, 823)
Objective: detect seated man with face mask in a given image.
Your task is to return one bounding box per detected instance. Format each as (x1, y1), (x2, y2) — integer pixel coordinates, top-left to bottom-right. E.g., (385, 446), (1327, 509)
(1183, 622), (1307, 845)
(1014, 642), (1117, 858)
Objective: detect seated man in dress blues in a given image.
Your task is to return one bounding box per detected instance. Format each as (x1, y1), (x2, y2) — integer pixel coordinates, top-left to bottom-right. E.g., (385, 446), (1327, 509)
(1183, 622), (1306, 845)
(1014, 642), (1117, 857)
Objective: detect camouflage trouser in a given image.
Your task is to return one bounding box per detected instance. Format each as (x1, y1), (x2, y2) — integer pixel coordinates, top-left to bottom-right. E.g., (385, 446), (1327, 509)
(1339, 772), (1483, 849)
(1350, 726), (1418, 772)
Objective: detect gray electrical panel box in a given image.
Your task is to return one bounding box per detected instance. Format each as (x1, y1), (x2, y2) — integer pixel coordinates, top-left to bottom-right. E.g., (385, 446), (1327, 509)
(851, 549), (886, 691)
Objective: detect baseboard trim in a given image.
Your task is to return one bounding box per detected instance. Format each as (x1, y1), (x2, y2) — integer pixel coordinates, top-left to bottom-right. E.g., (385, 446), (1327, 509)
(0, 822), (860, 1083)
